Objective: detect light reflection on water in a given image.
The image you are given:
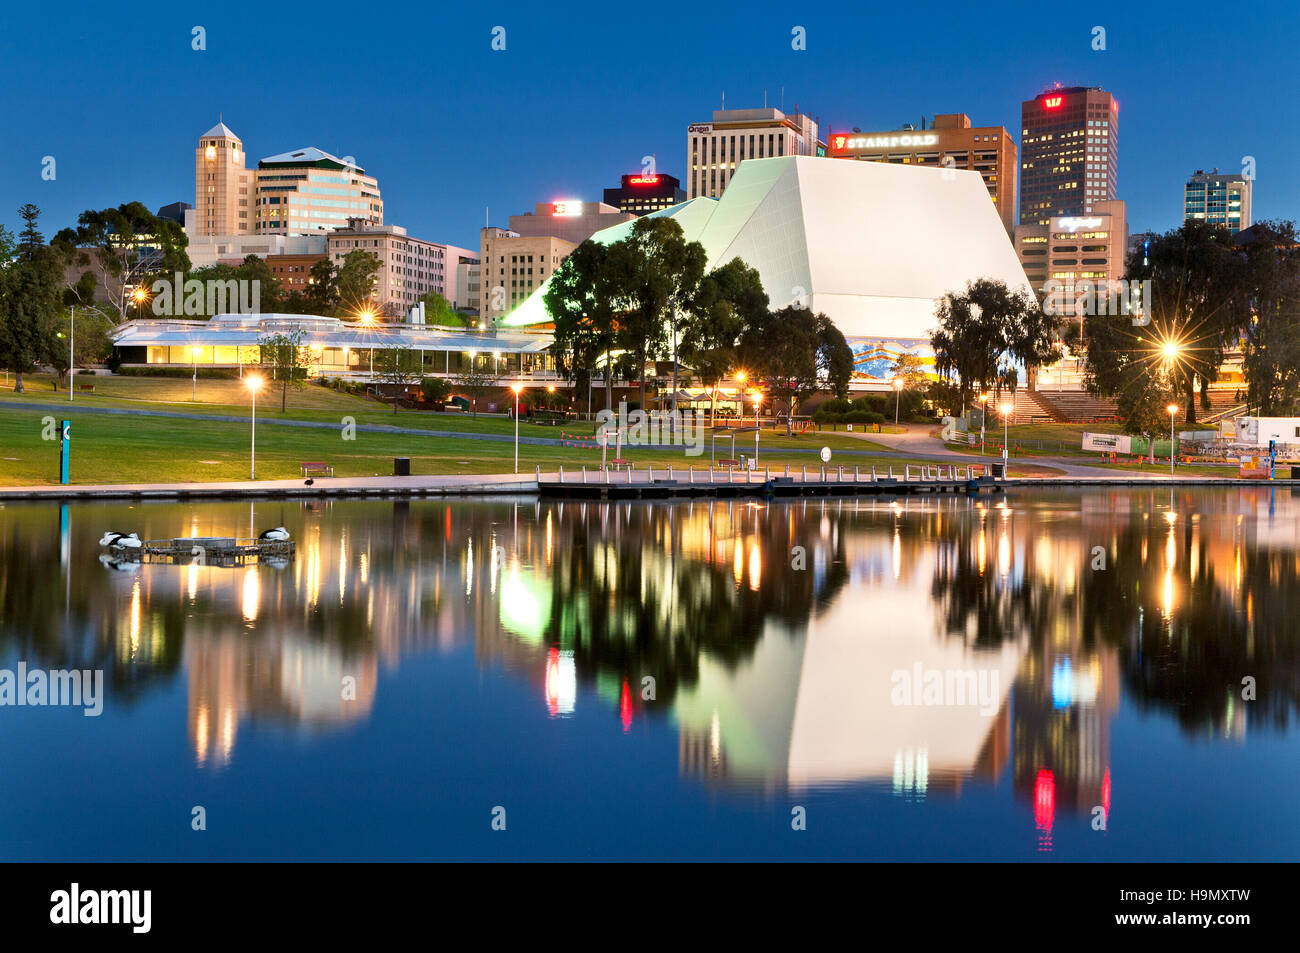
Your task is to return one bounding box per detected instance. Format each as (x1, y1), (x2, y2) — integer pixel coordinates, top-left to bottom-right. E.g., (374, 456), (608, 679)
(1, 487), (1298, 860)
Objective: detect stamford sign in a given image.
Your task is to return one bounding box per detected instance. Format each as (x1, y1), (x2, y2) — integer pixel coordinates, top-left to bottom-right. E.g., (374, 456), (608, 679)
(831, 132), (939, 151)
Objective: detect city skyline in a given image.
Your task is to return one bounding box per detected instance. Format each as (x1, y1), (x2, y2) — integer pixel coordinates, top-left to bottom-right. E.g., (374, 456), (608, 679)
(2, 1), (1296, 250)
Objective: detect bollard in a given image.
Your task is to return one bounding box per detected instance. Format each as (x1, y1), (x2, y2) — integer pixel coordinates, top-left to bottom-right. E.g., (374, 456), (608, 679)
(802, 465), (806, 482)
(560, 465), (565, 483)
(709, 468), (714, 484)
(821, 466), (826, 481)
(536, 465), (541, 483)
(765, 466), (770, 483)
(668, 465), (672, 482)
(689, 466), (694, 485)
(581, 465), (585, 484)
(838, 465), (844, 481)
(855, 465), (859, 482)
(627, 467), (632, 484)
(785, 464), (790, 478)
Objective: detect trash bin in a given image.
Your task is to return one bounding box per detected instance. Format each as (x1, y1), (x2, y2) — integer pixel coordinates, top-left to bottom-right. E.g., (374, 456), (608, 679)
(990, 462), (1006, 479)
(394, 457), (410, 476)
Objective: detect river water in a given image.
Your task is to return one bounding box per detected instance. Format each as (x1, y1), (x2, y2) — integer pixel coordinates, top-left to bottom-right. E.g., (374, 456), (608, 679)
(1, 488), (1297, 860)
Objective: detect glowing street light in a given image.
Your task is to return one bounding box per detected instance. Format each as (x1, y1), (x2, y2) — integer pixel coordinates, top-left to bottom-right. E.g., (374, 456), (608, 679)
(511, 383), (524, 474)
(978, 393), (989, 454)
(191, 345), (200, 401)
(1168, 403), (1179, 475)
(1000, 402), (1014, 465)
(245, 374), (265, 479)
(893, 377), (905, 426)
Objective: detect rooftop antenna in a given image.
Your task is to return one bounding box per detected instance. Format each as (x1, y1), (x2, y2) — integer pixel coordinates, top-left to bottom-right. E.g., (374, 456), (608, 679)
(763, 89), (766, 108)
(721, 89), (725, 110)
(781, 87), (785, 111)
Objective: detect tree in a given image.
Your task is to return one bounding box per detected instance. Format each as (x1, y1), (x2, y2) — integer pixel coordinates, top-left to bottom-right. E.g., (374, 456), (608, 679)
(605, 217), (706, 411)
(420, 376), (452, 407)
(334, 250), (381, 317)
(51, 202), (190, 324)
(418, 291), (469, 327)
(740, 305), (852, 435)
(1238, 221), (1300, 416)
(681, 258), (769, 424)
(258, 328), (308, 412)
(930, 278), (1047, 420)
(1084, 311), (1181, 463)
(44, 307), (113, 390)
(543, 240), (621, 415)
(453, 355), (499, 417)
(1124, 221), (1252, 423)
(0, 207), (61, 392)
(375, 345), (423, 414)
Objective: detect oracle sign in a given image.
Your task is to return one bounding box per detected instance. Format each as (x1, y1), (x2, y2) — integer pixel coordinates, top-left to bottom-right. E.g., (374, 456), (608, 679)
(832, 132), (939, 151)
(628, 175), (660, 185)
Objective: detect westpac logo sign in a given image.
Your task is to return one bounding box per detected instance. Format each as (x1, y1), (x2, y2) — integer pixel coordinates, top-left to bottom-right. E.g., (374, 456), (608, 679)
(1043, 278), (1151, 326)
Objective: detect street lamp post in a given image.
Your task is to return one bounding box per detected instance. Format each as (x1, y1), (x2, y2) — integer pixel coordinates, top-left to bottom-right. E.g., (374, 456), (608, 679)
(246, 374), (264, 479)
(1168, 404), (1178, 475)
(978, 393), (989, 454)
(1000, 402), (1013, 466)
(511, 383), (523, 474)
(191, 346), (199, 401)
(893, 377), (904, 426)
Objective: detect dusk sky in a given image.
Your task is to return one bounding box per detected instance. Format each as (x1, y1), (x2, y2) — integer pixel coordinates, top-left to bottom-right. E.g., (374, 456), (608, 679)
(3, 0), (1298, 249)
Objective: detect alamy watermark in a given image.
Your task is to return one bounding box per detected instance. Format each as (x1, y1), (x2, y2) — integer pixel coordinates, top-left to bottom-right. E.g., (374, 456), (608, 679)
(0, 661), (104, 716)
(595, 402), (706, 456)
(890, 663), (1000, 716)
(149, 272), (261, 316)
(1043, 278), (1151, 326)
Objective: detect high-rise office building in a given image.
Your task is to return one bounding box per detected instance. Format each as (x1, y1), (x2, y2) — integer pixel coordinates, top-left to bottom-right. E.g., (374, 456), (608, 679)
(195, 122), (255, 236)
(194, 123), (383, 238)
(827, 114), (1018, 234)
(478, 227), (576, 325)
(603, 173), (686, 216)
(1019, 86), (1118, 226)
(687, 106), (823, 199)
(1184, 169), (1252, 233)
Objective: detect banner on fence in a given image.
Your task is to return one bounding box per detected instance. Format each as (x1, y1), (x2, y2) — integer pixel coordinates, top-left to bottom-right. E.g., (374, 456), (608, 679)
(1082, 431), (1132, 454)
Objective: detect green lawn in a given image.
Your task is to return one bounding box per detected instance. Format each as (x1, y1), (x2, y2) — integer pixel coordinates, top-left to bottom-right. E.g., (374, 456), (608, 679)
(0, 405), (953, 485)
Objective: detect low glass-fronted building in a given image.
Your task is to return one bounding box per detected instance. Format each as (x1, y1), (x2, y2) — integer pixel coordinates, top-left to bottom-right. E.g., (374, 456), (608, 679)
(111, 313), (557, 380)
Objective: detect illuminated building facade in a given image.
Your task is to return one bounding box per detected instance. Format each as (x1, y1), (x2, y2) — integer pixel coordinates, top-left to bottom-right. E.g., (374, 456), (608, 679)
(327, 219), (475, 315)
(1014, 199), (1128, 310)
(827, 114), (1018, 234)
(1184, 169), (1252, 233)
(687, 106), (823, 199)
(1020, 86), (1118, 225)
(603, 173), (686, 216)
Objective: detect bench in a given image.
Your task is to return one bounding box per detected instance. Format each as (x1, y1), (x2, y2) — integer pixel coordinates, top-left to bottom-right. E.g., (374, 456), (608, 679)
(300, 462), (334, 478)
(77, 384), (95, 393)
(717, 458), (740, 469)
(609, 458), (630, 471)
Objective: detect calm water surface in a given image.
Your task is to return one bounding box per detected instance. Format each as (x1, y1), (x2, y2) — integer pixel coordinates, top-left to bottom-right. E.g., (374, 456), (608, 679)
(1, 488), (1297, 860)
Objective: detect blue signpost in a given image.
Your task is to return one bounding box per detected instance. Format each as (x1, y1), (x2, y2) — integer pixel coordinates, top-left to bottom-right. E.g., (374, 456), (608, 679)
(60, 419), (70, 485)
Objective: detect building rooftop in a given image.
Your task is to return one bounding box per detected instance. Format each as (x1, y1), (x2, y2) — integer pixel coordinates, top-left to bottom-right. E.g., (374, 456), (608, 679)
(258, 147), (364, 173)
(202, 121), (239, 139)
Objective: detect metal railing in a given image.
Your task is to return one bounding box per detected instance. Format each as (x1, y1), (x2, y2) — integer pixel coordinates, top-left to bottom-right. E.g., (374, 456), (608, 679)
(536, 462), (990, 485)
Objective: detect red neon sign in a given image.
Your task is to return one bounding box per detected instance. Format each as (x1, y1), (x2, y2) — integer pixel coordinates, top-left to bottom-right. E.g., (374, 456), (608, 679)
(628, 175), (660, 185)
(832, 134), (847, 150)
(1043, 95), (1064, 109)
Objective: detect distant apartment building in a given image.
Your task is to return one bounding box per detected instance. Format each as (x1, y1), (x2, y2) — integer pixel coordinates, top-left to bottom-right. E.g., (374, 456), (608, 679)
(826, 113), (1017, 233)
(194, 123), (383, 238)
(1020, 86), (1119, 226)
(687, 106), (823, 199)
(1184, 169), (1252, 233)
(184, 216), (328, 269)
(327, 218), (475, 316)
(266, 254), (324, 294)
(507, 201), (634, 245)
(454, 258), (480, 314)
(478, 227), (575, 326)
(1014, 199), (1128, 318)
(603, 173), (686, 216)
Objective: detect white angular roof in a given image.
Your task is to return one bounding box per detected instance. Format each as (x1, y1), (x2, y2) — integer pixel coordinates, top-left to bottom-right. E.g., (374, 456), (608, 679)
(504, 155), (1031, 342)
(201, 122), (239, 140)
(259, 146), (354, 167)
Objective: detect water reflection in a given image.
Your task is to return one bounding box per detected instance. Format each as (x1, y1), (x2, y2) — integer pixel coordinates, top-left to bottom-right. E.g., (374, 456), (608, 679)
(2, 488), (1298, 850)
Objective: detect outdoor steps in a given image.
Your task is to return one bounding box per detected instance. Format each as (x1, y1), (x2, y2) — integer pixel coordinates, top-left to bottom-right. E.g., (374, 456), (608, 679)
(1034, 387), (1246, 424)
(1035, 390), (1119, 423)
(1005, 390), (1060, 423)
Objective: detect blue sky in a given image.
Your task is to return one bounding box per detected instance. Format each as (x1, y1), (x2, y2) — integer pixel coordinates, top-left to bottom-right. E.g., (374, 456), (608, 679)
(2, 0), (1297, 250)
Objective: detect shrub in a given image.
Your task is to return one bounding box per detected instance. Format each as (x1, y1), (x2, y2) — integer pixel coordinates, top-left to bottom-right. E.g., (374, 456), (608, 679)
(117, 366), (240, 380)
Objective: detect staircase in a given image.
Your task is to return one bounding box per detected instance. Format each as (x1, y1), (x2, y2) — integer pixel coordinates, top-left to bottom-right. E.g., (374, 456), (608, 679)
(1034, 390), (1119, 423)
